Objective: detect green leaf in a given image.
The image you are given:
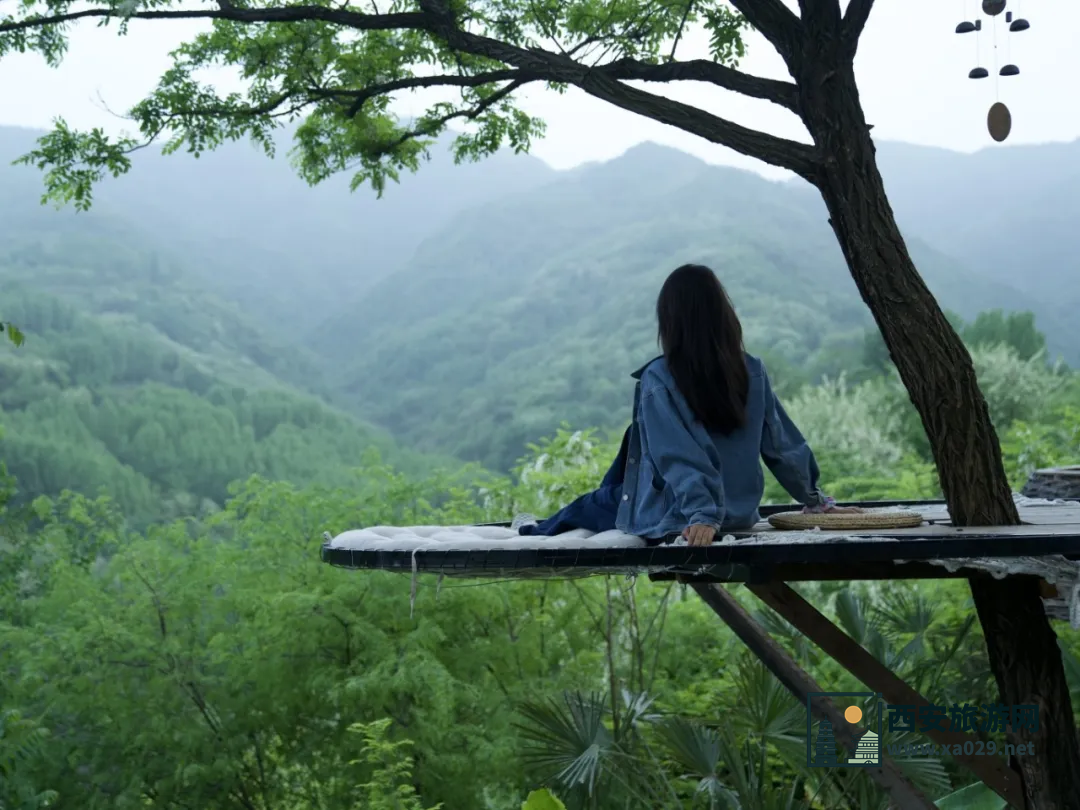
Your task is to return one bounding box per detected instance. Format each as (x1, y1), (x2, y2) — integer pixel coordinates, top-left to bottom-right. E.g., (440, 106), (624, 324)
(0, 321), (24, 346)
(701, 6), (750, 65)
(934, 782), (1009, 810)
(522, 788), (566, 810)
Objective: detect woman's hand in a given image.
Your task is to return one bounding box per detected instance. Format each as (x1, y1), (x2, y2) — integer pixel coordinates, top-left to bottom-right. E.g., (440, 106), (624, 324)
(803, 496), (864, 515)
(683, 524), (716, 547)
(825, 505), (864, 514)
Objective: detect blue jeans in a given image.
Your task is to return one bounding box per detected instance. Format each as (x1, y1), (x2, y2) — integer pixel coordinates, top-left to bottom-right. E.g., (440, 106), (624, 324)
(519, 427), (630, 536)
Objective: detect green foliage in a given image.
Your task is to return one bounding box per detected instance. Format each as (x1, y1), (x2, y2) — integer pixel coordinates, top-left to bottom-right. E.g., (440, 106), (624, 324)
(934, 782), (1008, 810)
(523, 788), (568, 810)
(963, 310), (1047, 361)
(2, 0), (593, 205)
(0, 322), (22, 347)
(858, 308), (1055, 381)
(1000, 405), (1080, 490)
(0, 709), (56, 810)
(757, 317), (1076, 505)
(0, 278), (454, 525)
(349, 720), (442, 810)
(2, 410), (1079, 810)
(14, 122), (137, 212)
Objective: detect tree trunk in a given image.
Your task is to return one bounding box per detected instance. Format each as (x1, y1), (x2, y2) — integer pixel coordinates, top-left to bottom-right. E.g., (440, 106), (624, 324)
(792, 49), (1080, 809)
(972, 575), (1080, 809)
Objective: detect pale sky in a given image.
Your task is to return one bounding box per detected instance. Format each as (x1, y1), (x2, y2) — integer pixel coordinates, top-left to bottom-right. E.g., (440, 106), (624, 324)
(0, 0), (1074, 179)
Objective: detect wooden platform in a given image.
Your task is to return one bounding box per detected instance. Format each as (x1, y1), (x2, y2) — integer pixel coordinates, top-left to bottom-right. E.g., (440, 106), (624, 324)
(322, 500), (1080, 585)
(323, 498), (1080, 807)
(670, 501), (1080, 584)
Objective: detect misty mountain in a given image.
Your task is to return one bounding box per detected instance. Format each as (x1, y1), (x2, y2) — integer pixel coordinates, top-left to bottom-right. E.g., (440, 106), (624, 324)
(0, 126), (556, 332)
(3, 123), (1079, 475)
(876, 138), (1080, 315)
(311, 141), (1071, 470)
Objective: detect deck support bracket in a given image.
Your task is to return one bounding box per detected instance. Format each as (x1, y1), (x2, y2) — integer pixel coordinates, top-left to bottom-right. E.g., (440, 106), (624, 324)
(746, 581), (1026, 808)
(690, 582), (938, 809)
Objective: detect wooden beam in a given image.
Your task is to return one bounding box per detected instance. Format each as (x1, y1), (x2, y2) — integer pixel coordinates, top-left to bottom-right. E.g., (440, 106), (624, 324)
(746, 582), (1025, 809)
(650, 561), (982, 583)
(690, 582), (937, 809)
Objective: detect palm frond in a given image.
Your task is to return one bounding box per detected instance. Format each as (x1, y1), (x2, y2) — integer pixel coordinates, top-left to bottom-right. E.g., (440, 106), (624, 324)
(517, 692), (615, 795)
(752, 606), (819, 667)
(873, 586), (936, 640)
(729, 657), (806, 743)
(832, 590), (893, 664)
(651, 717), (742, 809)
(832, 590), (871, 644)
(918, 612), (978, 696)
(619, 689), (658, 729)
(881, 728), (954, 797)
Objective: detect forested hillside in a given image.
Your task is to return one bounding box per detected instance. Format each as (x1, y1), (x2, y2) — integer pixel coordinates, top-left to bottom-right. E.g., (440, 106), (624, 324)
(0, 217), (447, 526)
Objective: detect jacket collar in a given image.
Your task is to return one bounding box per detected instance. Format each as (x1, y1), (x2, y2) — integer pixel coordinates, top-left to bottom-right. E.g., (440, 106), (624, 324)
(631, 355), (664, 380)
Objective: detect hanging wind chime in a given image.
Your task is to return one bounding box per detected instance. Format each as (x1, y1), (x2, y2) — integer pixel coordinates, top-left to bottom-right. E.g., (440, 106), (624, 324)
(956, 0), (1031, 142)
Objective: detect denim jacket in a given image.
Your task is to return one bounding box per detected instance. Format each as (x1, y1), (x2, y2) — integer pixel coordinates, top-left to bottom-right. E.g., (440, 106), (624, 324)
(614, 353), (829, 539)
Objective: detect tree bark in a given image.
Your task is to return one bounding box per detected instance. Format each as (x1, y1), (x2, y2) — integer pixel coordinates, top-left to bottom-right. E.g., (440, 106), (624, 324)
(972, 575), (1080, 809)
(787, 29), (1080, 809)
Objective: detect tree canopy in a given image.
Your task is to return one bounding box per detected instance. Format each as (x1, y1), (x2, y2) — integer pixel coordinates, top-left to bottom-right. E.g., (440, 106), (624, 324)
(0, 0), (873, 210)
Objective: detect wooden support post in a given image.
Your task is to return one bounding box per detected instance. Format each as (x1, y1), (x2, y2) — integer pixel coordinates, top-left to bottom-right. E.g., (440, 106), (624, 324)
(690, 582), (937, 810)
(747, 581), (1025, 809)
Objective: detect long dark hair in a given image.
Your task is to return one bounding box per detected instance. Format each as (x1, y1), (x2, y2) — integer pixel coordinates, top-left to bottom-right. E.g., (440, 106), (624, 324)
(656, 264), (749, 434)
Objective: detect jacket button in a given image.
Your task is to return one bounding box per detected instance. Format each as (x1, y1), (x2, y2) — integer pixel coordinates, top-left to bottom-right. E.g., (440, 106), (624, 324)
(622, 494), (629, 501)
(628, 457), (636, 464)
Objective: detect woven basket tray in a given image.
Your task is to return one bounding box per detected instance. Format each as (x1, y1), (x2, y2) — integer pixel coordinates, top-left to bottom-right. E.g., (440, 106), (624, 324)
(767, 509), (925, 531)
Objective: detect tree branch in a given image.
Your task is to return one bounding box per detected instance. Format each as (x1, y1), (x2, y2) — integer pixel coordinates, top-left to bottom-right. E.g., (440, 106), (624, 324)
(602, 57), (799, 112)
(370, 78), (529, 154)
(842, 0), (876, 49)
(725, 0), (805, 65)
(668, 0), (695, 62)
(314, 60), (798, 119)
(170, 93), (307, 120)
(0, 4), (427, 36)
(414, 1), (818, 179)
(308, 70), (525, 118)
(581, 73), (817, 180)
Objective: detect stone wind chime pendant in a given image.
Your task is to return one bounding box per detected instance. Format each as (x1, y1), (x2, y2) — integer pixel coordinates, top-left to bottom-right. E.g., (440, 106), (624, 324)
(955, 0), (1031, 142)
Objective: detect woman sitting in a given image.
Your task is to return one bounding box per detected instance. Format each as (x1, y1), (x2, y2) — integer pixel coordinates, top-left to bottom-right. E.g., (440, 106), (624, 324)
(514, 263), (856, 547)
